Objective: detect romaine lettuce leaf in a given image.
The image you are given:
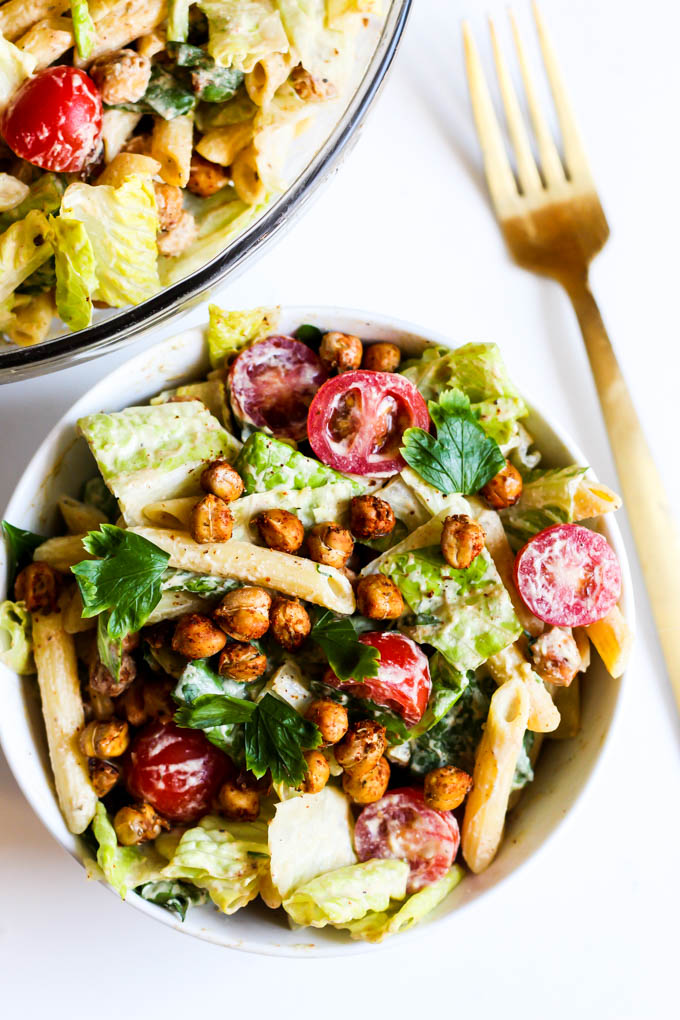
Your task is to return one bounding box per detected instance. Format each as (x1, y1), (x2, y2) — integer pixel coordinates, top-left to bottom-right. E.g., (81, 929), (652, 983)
(206, 303), (278, 368)
(50, 216), (96, 331)
(274, 0), (348, 81)
(78, 401), (240, 525)
(500, 466), (598, 550)
(0, 600), (34, 673)
(341, 865), (463, 942)
(60, 175), (160, 308)
(0, 211), (54, 303)
(151, 378), (232, 426)
(235, 431), (365, 495)
(401, 342), (526, 408)
(0, 175), (64, 235)
(198, 0), (289, 71)
(408, 673), (496, 776)
(138, 879), (206, 921)
(282, 859), (409, 928)
(0, 33), (36, 112)
(91, 802), (165, 899)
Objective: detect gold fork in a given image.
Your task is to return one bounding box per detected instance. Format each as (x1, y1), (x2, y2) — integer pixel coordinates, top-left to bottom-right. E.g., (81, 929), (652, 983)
(463, 4), (680, 708)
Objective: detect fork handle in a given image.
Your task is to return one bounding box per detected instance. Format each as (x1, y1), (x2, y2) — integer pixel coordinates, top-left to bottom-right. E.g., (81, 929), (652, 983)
(564, 275), (680, 705)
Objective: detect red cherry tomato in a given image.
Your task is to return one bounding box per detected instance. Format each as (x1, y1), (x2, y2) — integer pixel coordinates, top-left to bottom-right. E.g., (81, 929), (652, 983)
(354, 787), (459, 893)
(307, 371), (429, 476)
(324, 631), (431, 725)
(229, 335), (327, 441)
(1, 66), (102, 172)
(514, 523), (621, 627)
(124, 720), (231, 823)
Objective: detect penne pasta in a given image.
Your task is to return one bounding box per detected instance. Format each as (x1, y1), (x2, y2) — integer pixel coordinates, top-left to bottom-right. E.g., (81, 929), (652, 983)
(77, 0), (168, 65)
(145, 590), (215, 625)
(32, 610), (98, 834)
(572, 479), (622, 520)
(486, 643), (561, 733)
(151, 113), (194, 188)
(143, 497), (196, 530)
(101, 110), (143, 164)
(585, 604), (632, 679)
(34, 534), (92, 573)
(62, 586), (97, 634)
(549, 677), (581, 740)
(58, 496), (107, 535)
(130, 526), (356, 615)
(195, 122), (255, 168)
(245, 51), (293, 107)
(231, 141), (267, 205)
(3, 292), (55, 347)
(15, 16), (74, 71)
(461, 677), (530, 873)
(0, 0), (70, 42)
(96, 152), (160, 187)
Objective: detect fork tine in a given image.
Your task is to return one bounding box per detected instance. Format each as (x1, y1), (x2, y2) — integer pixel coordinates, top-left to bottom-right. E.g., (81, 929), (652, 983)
(509, 10), (566, 187)
(532, 2), (592, 181)
(488, 17), (542, 196)
(462, 21), (520, 214)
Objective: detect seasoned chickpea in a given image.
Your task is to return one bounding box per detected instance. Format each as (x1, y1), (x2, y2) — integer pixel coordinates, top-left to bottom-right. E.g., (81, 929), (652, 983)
(290, 64), (339, 102)
(350, 495), (396, 540)
(342, 756), (390, 804)
(480, 459), (523, 509)
(187, 153), (230, 197)
(319, 331), (363, 373)
(254, 508), (304, 553)
(89, 49), (151, 104)
(116, 675), (175, 727)
(218, 642), (267, 682)
(356, 574), (404, 620)
(361, 342), (401, 373)
(190, 493), (234, 544)
(200, 460), (244, 502)
(157, 210), (198, 257)
(79, 718), (129, 758)
(306, 522), (354, 569)
(299, 750), (330, 794)
(440, 514), (485, 569)
(172, 613), (227, 658)
(14, 562), (60, 613)
(213, 586), (271, 641)
(153, 181), (183, 231)
(334, 719), (387, 776)
(424, 765), (473, 811)
(305, 699), (349, 745)
(89, 654), (136, 697)
(114, 802), (169, 846)
(218, 779), (260, 822)
(88, 758), (120, 798)
(269, 597), (311, 650)
(530, 626), (582, 686)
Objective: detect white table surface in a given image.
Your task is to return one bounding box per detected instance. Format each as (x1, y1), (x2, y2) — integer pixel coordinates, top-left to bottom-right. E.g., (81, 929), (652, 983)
(1, 0), (678, 1015)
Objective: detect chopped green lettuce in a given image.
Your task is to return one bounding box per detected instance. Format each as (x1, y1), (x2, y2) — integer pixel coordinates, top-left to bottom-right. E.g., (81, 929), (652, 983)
(235, 431), (365, 495)
(231, 480), (359, 540)
(275, 0), (349, 81)
(151, 378), (232, 426)
(0, 175), (64, 234)
(173, 657), (250, 759)
(78, 401), (240, 525)
(0, 600), (34, 674)
(92, 802), (165, 899)
(409, 673), (495, 776)
(50, 217), (96, 331)
(283, 859), (409, 928)
(0, 33), (36, 111)
(137, 879), (206, 921)
(206, 303), (278, 368)
(511, 730), (535, 792)
(402, 342), (527, 408)
(60, 175), (160, 307)
(500, 466), (588, 550)
(70, 0), (95, 59)
(407, 654), (470, 739)
(198, 0), (289, 71)
(0, 211), (54, 304)
(341, 866), (463, 942)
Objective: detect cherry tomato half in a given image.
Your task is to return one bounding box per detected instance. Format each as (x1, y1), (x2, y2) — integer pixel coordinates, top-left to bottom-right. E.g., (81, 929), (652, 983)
(1, 66), (102, 173)
(324, 631), (431, 726)
(229, 335), (327, 441)
(124, 720), (231, 823)
(354, 787), (459, 892)
(514, 523), (621, 627)
(307, 370), (429, 476)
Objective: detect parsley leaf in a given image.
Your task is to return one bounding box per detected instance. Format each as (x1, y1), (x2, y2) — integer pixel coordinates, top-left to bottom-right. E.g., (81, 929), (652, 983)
(2, 521), (45, 585)
(311, 609), (380, 683)
(175, 693), (257, 729)
(401, 388), (506, 495)
(71, 525), (170, 639)
(244, 693), (321, 787)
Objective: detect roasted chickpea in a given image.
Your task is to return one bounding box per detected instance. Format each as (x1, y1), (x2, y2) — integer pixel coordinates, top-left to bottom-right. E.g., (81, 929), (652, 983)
(88, 758), (120, 798)
(79, 718), (129, 759)
(480, 459), (523, 509)
(342, 756), (390, 804)
(530, 626), (582, 686)
(214, 587), (272, 641)
(172, 613), (227, 658)
(14, 562), (60, 613)
(153, 182), (183, 231)
(190, 493), (234, 544)
(254, 509), (304, 554)
(424, 765), (473, 811)
(319, 331), (363, 373)
(114, 802), (169, 846)
(89, 49), (151, 104)
(305, 699), (349, 745)
(350, 495), (396, 540)
(89, 654), (136, 698)
(187, 153), (230, 197)
(218, 642), (267, 682)
(361, 342), (401, 373)
(269, 597), (311, 650)
(218, 779), (260, 822)
(356, 574), (404, 620)
(200, 460), (244, 502)
(440, 514), (486, 569)
(306, 522), (354, 569)
(299, 750), (330, 794)
(157, 210), (198, 257)
(116, 675), (175, 727)
(334, 719), (387, 776)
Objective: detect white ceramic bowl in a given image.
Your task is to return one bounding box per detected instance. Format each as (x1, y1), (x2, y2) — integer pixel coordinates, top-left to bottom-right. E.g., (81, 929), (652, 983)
(0, 307), (634, 956)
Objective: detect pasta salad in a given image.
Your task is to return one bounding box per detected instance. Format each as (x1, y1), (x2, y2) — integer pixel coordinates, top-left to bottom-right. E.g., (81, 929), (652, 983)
(0, 1), (382, 348)
(0, 307), (632, 942)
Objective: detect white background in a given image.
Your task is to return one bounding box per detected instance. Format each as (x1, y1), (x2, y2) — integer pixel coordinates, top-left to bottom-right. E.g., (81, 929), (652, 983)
(1, 0), (679, 1015)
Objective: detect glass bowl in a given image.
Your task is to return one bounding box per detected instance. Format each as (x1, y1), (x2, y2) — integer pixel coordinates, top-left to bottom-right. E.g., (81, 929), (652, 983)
(0, 2), (412, 383)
